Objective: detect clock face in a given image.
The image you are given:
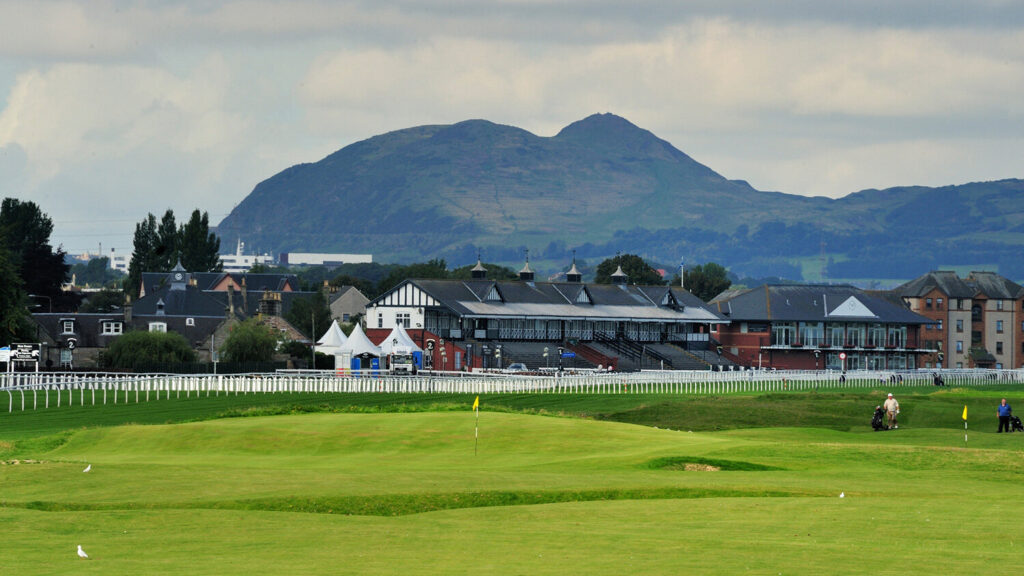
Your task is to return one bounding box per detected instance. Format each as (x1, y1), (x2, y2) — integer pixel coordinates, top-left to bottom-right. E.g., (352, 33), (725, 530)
(174, 272), (183, 281)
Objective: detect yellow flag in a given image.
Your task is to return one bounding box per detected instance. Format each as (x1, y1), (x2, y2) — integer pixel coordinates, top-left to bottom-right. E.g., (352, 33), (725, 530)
(962, 405), (968, 421)
(473, 396), (479, 411)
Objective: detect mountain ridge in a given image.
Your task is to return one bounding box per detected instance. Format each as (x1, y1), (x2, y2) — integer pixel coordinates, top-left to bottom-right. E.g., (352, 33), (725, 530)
(216, 114), (1024, 280)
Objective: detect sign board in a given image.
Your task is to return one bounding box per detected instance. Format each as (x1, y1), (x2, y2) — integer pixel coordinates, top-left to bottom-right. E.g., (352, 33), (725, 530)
(839, 352), (847, 360)
(12, 343), (41, 361)
(0, 346), (9, 362)
(561, 351), (576, 359)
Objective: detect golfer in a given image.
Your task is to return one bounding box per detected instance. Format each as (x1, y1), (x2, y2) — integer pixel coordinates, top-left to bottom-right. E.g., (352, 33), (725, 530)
(884, 393), (900, 429)
(997, 399), (1012, 433)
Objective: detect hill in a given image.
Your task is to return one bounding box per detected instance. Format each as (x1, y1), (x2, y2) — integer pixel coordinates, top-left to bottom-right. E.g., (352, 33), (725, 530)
(216, 114), (1024, 280)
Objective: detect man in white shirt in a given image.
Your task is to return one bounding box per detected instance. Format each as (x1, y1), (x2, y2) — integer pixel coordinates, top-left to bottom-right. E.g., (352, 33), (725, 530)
(884, 393), (900, 429)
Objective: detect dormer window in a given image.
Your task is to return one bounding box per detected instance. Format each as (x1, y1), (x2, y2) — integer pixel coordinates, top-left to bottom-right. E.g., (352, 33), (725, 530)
(101, 321), (123, 335)
(61, 320), (75, 334)
(149, 322), (167, 333)
(186, 317), (195, 327)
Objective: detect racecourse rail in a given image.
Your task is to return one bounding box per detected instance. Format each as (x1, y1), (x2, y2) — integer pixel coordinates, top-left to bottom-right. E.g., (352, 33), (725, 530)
(2, 368), (1023, 413)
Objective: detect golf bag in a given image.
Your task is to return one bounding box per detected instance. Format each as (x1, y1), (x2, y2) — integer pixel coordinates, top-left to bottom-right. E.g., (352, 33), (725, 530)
(871, 407), (887, 431)
(1012, 415), (1023, 432)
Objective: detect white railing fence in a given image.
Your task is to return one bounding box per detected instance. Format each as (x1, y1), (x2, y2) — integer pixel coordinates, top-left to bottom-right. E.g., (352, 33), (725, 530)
(2, 369), (1022, 413)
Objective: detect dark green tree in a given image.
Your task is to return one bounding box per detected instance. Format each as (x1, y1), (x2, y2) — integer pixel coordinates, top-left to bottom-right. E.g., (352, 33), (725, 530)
(219, 318), (280, 363)
(672, 262), (732, 302)
(127, 214), (159, 297)
(449, 262), (518, 280)
(376, 258), (449, 295)
(155, 209), (178, 270)
(0, 198), (70, 310)
(70, 257), (124, 288)
(594, 254), (665, 285)
(329, 274), (377, 300)
(78, 288), (125, 313)
(101, 330), (197, 369)
(285, 290), (333, 339)
(179, 210), (221, 272)
(0, 243), (34, 345)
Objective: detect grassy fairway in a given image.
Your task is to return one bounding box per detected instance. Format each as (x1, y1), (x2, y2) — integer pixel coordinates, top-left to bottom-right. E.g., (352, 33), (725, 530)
(1, 388), (1023, 574)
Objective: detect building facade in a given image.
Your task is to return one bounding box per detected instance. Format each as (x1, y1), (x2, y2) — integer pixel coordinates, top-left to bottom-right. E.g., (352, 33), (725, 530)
(710, 284), (934, 370)
(895, 271), (1024, 369)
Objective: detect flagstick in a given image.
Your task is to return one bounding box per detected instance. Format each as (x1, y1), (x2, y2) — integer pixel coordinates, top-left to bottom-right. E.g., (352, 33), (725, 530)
(965, 419), (968, 444)
(474, 406), (479, 456)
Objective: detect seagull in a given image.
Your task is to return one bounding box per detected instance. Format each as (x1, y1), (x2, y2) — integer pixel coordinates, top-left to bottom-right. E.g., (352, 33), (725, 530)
(77, 545), (88, 559)
(83, 464), (91, 473)
(839, 492), (845, 498)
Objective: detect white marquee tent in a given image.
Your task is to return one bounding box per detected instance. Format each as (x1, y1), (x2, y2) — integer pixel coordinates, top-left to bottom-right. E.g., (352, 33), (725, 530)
(378, 324), (422, 355)
(315, 320), (348, 356)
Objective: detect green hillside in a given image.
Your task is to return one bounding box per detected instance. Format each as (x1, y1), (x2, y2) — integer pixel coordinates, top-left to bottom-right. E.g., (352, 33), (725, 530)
(216, 114), (1024, 280)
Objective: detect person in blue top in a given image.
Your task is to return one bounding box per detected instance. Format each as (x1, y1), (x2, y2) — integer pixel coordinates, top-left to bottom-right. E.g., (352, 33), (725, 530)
(997, 399), (1013, 433)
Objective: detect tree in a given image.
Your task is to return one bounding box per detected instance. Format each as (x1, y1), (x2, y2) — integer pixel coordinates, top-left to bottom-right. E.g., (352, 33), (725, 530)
(673, 262), (732, 302)
(179, 210), (221, 272)
(329, 274), (377, 300)
(79, 288), (125, 313)
(376, 258), (449, 295)
(0, 198), (70, 310)
(449, 262), (519, 281)
(127, 214), (159, 297)
(285, 290), (333, 339)
(219, 318), (280, 363)
(155, 209), (178, 271)
(594, 254), (665, 285)
(101, 330), (197, 369)
(70, 257), (124, 288)
(127, 209), (223, 296)
(0, 243), (34, 346)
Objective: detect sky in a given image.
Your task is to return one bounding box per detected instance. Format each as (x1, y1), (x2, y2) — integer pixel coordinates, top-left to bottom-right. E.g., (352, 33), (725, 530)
(1, 0), (1022, 258)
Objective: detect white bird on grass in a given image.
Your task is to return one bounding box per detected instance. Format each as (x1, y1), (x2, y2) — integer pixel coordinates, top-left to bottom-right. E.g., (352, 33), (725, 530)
(83, 464), (91, 473)
(839, 492), (845, 498)
(77, 545), (88, 559)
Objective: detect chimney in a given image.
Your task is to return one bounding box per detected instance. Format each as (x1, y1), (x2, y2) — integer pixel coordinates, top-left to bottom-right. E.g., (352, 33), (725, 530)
(123, 296), (133, 324)
(240, 276), (248, 315)
(227, 286), (235, 318)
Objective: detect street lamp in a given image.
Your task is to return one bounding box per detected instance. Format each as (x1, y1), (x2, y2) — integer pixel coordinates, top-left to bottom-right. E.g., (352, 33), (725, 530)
(28, 294), (51, 313)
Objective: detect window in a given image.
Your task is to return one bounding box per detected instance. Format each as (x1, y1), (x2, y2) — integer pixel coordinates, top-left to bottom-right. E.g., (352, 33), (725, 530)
(997, 342), (1004, 354)
(956, 340), (963, 352)
(937, 320), (943, 331)
(997, 300), (1004, 310)
(396, 312), (411, 328)
(997, 320), (1004, 333)
(186, 317), (195, 327)
(936, 298), (944, 310)
(61, 320), (75, 334)
(996, 363), (1003, 370)
(925, 298), (933, 309)
(101, 321), (123, 335)
(956, 319), (963, 332)
(148, 322), (167, 333)
(956, 362), (964, 369)
(377, 313), (383, 328)
(342, 314), (350, 322)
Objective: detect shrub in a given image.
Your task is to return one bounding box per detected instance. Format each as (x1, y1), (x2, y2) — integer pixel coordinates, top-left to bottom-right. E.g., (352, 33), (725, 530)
(102, 330), (197, 368)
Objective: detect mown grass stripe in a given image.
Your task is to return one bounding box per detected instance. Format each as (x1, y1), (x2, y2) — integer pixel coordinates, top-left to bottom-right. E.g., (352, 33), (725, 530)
(6, 487), (818, 516)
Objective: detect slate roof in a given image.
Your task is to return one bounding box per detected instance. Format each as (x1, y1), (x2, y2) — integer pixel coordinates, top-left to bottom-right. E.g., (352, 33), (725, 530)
(966, 271), (1024, 299)
(31, 313), (225, 349)
(712, 284), (930, 325)
(894, 271), (976, 298)
(140, 271), (299, 295)
(895, 270), (1024, 301)
(392, 279), (726, 323)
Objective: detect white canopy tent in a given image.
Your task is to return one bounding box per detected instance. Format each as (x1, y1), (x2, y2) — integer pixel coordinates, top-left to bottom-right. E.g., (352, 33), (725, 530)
(337, 324), (382, 358)
(378, 324), (422, 355)
(315, 320), (348, 356)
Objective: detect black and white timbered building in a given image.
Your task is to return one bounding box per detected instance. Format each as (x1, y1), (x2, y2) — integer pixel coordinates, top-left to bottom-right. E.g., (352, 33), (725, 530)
(366, 262), (727, 351)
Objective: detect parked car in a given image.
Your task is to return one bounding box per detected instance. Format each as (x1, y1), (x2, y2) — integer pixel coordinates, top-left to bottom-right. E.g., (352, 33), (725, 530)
(504, 363), (528, 373)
